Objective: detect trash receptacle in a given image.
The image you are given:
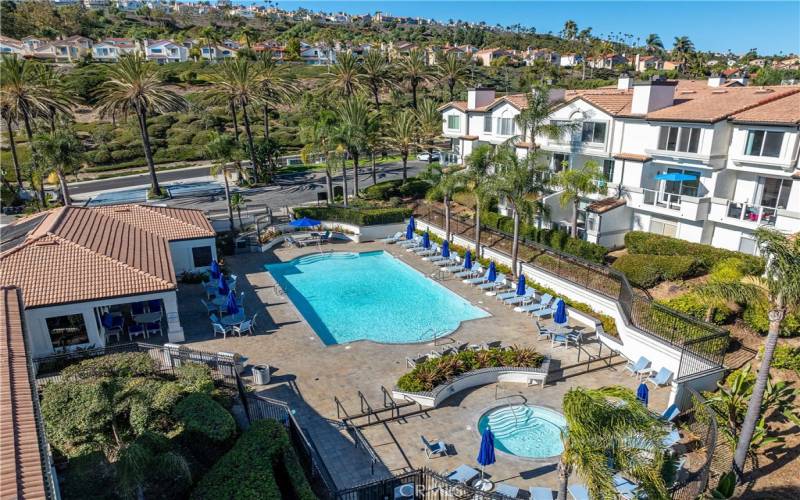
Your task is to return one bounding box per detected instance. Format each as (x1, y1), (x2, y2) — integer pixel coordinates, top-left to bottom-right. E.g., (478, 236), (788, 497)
(253, 365), (270, 385)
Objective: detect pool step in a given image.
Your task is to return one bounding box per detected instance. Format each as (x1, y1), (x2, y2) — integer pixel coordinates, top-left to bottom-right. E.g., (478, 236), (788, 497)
(295, 252), (359, 265)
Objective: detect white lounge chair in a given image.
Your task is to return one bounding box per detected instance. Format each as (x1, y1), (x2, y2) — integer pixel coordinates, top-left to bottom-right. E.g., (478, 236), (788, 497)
(514, 294), (553, 313)
(415, 243), (438, 256)
(496, 286), (521, 301)
(380, 231), (404, 243)
(496, 484), (520, 498)
(531, 300), (559, 318)
(435, 255), (459, 267)
(504, 289), (535, 305)
(455, 263), (481, 278)
(421, 435), (448, 458)
(647, 367), (674, 387)
(625, 356), (652, 378)
(447, 464), (479, 484)
(530, 486), (554, 500)
(568, 484), (590, 500)
(399, 236), (421, 248)
(478, 273), (506, 290)
(463, 269), (490, 284)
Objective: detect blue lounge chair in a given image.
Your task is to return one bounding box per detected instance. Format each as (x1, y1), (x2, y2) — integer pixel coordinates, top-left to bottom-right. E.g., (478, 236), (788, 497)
(399, 236), (421, 248)
(496, 286), (521, 301)
(478, 273), (506, 290)
(531, 302), (558, 318)
(435, 254), (459, 267)
(405, 241), (425, 252)
(647, 367), (674, 387)
(455, 263), (481, 278)
(416, 243), (439, 256)
(495, 484), (520, 498)
(504, 289), (535, 305)
(625, 356), (652, 377)
(529, 486), (554, 500)
(463, 269), (490, 284)
(568, 484), (589, 500)
(447, 464), (479, 484)
(660, 404), (680, 423)
(514, 293), (553, 313)
(551, 332), (569, 349)
(421, 435), (448, 458)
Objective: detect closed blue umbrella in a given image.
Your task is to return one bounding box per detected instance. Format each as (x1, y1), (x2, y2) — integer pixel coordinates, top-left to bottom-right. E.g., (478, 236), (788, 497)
(487, 262), (496, 282)
(225, 290), (239, 316)
(636, 383), (649, 406)
(422, 231), (430, 249)
(516, 274), (526, 296)
(289, 217), (321, 228)
(441, 240), (450, 258)
(554, 298), (567, 325)
(210, 260), (220, 280)
(218, 273), (229, 296)
(463, 250), (472, 270)
(408, 215), (415, 232)
(476, 427), (496, 488)
(405, 222), (414, 240)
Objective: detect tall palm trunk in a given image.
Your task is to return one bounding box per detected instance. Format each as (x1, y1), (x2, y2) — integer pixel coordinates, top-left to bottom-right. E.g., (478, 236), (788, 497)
(411, 82), (418, 109)
(444, 194), (451, 240)
(56, 170), (71, 206)
(351, 150), (360, 196)
(222, 168), (234, 230)
(572, 199), (579, 238)
(371, 151), (377, 185)
(22, 110), (45, 206)
(733, 295), (784, 478)
(341, 154), (349, 207)
(401, 153), (408, 182)
(229, 100), (240, 143)
(511, 207), (520, 278)
(474, 198), (482, 258)
(239, 98), (259, 180)
(371, 85), (380, 107)
(325, 166), (333, 204)
(134, 106), (161, 196)
(263, 103), (270, 140)
(4, 116), (23, 191)
(557, 460), (570, 500)
(448, 80), (455, 101)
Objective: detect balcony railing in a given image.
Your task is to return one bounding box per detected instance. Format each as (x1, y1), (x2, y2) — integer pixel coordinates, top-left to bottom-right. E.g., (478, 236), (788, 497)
(725, 201), (779, 226)
(642, 188), (682, 211)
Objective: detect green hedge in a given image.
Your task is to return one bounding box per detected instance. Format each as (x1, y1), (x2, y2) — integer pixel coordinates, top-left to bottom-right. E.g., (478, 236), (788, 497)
(480, 211), (607, 264)
(611, 254), (701, 288)
(624, 231), (764, 274)
(769, 345), (800, 374)
(362, 178), (432, 201)
(659, 292), (734, 325)
(191, 420), (316, 500)
(294, 206), (412, 226)
(743, 301), (800, 338)
(173, 394), (236, 442)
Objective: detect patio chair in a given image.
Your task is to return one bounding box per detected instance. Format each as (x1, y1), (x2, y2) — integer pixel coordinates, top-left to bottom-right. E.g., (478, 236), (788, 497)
(212, 322), (230, 339)
(463, 269), (490, 285)
(624, 356), (652, 378)
(455, 342), (469, 352)
(660, 404), (680, 423)
(496, 483), (521, 498)
(147, 300), (162, 313)
(210, 313), (220, 323)
(567, 484), (590, 500)
(496, 286), (521, 301)
(201, 299), (217, 315)
(453, 262), (480, 278)
(128, 324), (147, 340)
(551, 332), (569, 349)
(504, 289), (535, 306)
(320, 231), (331, 243)
(484, 340), (502, 349)
(250, 313), (259, 331)
(234, 319), (254, 337)
(131, 302), (146, 315)
(514, 293), (553, 313)
(406, 354), (427, 368)
(416, 243), (439, 257)
(478, 273), (506, 290)
(420, 435), (448, 458)
(535, 321), (551, 341)
(646, 367), (674, 387)
(529, 486), (554, 500)
(379, 231), (404, 244)
(145, 321), (162, 337)
(531, 302), (558, 318)
(105, 328), (121, 343)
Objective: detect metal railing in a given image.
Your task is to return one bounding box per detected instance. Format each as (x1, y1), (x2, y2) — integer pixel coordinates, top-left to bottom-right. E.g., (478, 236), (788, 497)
(725, 200), (779, 226)
(642, 188), (682, 210)
(335, 467), (514, 499)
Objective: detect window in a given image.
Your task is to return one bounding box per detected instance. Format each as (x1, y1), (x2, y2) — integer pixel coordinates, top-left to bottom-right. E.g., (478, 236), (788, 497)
(151, 48), (161, 53)
(745, 130), (783, 157)
(758, 177), (791, 209)
(738, 236), (757, 255)
(192, 246), (213, 267)
(483, 115), (492, 133)
(447, 115), (460, 130)
(46, 314), (89, 349)
(658, 126), (700, 153)
(602, 159), (615, 182)
(649, 219), (678, 238)
(664, 168), (701, 197)
(553, 153), (569, 172)
(497, 117), (515, 136)
(581, 122), (607, 144)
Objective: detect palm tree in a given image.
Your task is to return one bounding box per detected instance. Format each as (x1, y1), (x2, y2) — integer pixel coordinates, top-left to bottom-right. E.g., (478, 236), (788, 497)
(230, 192), (247, 230)
(561, 20), (578, 41)
(205, 132), (240, 231)
(553, 160), (607, 239)
(436, 52), (468, 101)
(414, 98), (441, 165)
(360, 50), (391, 107)
(385, 110), (416, 183)
(335, 95), (374, 197)
(514, 84), (578, 154)
(672, 36), (695, 72)
(257, 52), (296, 140)
(463, 144), (494, 258)
(199, 26), (222, 61)
(32, 129), (84, 206)
(489, 146), (547, 277)
(236, 26), (258, 49)
(397, 48), (429, 108)
(300, 108), (338, 203)
(645, 33), (664, 54)
(577, 28), (593, 80)
(425, 165), (465, 241)
(0, 99), (23, 192)
(326, 51), (361, 97)
(205, 59), (263, 180)
(96, 55), (186, 197)
(557, 386), (669, 500)
(29, 63), (75, 132)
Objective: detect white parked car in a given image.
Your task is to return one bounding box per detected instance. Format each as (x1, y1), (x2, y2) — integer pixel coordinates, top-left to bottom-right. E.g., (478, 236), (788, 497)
(416, 151), (441, 162)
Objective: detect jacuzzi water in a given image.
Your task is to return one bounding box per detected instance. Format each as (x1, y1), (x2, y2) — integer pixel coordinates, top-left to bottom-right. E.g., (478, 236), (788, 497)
(478, 405), (567, 458)
(265, 251), (489, 345)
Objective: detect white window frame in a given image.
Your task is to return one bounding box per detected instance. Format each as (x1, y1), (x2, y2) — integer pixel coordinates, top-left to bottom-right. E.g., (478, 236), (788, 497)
(581, 121), (607, 145)
(446, 115), (460, 131)
(483, 115), (492, 133)
(496, 117), (515, 136)
(744, 130), (784, 158)
(658, 126), (701, 153)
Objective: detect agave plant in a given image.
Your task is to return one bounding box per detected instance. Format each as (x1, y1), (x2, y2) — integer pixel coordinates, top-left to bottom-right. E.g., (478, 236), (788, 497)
(511, 346), (544, 367)
(413, 364), (439, 392)
(475, 350), (494, 369)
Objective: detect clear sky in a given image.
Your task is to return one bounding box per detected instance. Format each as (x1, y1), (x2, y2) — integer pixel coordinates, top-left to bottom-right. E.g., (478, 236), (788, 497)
(249, 1), (800, 55)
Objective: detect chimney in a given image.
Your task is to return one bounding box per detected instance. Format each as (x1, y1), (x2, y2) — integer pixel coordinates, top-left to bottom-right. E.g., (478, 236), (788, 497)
(467, 87), (496, 109)
(731, 71), (749, 86)
(617, 73), (632, 90)
(631, 77), (677, 115)
(707, 73), (726, 87)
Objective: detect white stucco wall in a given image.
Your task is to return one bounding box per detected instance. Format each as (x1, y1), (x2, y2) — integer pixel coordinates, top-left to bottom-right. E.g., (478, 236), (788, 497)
(170, 238), (217, 275)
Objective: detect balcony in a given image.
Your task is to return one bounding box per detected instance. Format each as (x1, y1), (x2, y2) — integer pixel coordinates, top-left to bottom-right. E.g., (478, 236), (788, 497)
(709, 199), (799, 231)
(628, 188), (710, 221)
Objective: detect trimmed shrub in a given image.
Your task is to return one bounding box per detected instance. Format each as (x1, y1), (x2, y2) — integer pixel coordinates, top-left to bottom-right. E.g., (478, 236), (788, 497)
(624, 231), (764, 274)
(293, 206), (411, 225)
(61, 352), (158, 380)
(173, 394), (236, 442)
(191, 420), (316, 500)
(660, 292), (733, 325)
(768, 345), (800, 374)
(398, 178), (432, 198)
(612, 254), (700, 288)
(743, 301), (800, 337)
(363, 179), (401, 200)
(175, 363), (215, 395)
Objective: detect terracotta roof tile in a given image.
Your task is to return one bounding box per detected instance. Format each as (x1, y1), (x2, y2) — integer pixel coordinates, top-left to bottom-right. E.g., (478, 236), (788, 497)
(646, 86), (800, 123)
(438, 101), (467, 112)
(0, 286), (51, 500)
(93, 204), (215, 241)
(614, 153), (652, 162)
(730, 92), (800, 126)
(586, 197), (627, 214)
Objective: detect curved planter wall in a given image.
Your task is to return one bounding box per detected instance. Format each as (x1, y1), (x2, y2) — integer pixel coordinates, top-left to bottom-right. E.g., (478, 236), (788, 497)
(392, 360), (550, 409)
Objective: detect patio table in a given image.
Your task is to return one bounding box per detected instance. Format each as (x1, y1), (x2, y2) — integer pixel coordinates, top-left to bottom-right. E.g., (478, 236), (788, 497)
(220, 313), (245, 327)
(133, 312), (162, 324)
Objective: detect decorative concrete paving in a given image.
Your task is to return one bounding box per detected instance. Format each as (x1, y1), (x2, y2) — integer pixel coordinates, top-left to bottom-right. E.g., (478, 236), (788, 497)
(177, 240), (671, 491)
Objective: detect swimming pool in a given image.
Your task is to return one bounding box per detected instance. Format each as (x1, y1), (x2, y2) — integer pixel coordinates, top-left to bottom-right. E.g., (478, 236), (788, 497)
(478, 405), (567, 459)
(265, 251), (489, 345)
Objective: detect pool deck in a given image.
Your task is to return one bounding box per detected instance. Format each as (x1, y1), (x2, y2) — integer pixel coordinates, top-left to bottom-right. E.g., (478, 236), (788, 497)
(177, 239), (672, 492)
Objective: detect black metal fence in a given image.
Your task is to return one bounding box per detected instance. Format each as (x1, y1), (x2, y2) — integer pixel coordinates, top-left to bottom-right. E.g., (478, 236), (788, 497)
(335, 468), (514, 500)
(417, 204), (729, 379)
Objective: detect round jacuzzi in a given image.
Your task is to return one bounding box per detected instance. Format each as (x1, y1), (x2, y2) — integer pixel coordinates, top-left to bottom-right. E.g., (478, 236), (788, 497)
(477, 405), (567, 459)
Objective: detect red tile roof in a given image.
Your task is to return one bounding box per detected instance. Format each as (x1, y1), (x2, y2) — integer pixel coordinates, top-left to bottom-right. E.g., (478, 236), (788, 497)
(730, 92), (800, 126)
(586, 197), (627, 214)
(645, 86), (800, 123)
(614, 153), (652, 162)
(0, 286), (51, 500)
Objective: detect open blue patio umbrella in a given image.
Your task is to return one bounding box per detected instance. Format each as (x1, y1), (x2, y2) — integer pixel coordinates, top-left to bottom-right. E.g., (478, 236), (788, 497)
(655, 172), (697, 182)
(422, 231), (430, 249)
(463, 250), (472, 270)
(405, 221), (414, 240)
(290, 217), (321, 228)
(554, 298), (568, 325)
(217, 273), (230, 296)
(210, 260), (220, 280)
(408, 215), (415, 232)
(516, 274), (526, 296)
(636, 382), (649, 407)
(225, 290), (239, 316)
(476, 426), (496, 489)
(441, 240), (450, 258)
(487, 261), (497, 282)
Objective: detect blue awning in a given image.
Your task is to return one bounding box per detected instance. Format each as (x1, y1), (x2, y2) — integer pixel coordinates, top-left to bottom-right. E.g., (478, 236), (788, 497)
(655, 173), (697, 182)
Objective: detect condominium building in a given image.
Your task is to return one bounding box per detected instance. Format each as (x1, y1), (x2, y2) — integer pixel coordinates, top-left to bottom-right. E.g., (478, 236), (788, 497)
(438, 76), (800, 253)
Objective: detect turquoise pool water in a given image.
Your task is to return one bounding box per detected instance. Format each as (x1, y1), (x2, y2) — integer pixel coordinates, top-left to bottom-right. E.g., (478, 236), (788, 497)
(478, 405), (567, 459)
(265, 251), (489, 345)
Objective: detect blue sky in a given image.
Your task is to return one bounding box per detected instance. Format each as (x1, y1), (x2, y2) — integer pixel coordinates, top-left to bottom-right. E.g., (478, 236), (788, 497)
(249, 1), (800, 55)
